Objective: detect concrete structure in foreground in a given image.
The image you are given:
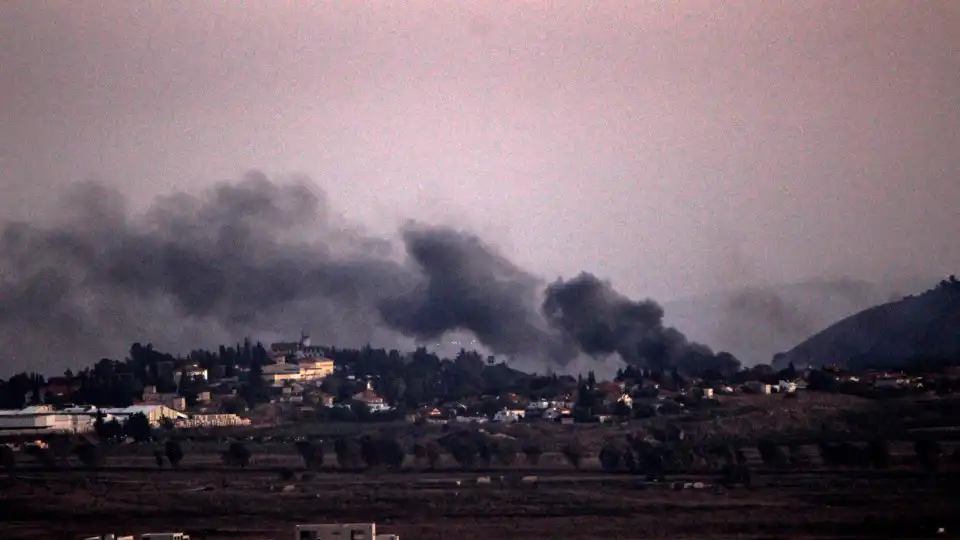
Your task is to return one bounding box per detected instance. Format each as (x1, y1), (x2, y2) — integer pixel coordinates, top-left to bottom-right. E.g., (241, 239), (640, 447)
(295, 523), (398, 540)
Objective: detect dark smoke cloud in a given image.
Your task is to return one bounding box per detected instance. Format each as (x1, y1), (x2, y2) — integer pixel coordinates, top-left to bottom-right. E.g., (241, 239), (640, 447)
(0, 173), (735, 376)
(543, 273), (738, 374)
(378, 225), (567, 361)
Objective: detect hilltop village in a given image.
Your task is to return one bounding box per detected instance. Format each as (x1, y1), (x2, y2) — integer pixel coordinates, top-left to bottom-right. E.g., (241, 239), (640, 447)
(2, 330), (958, 438)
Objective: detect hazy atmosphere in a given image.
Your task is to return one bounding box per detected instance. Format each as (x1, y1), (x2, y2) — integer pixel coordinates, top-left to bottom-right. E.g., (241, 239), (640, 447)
(2, 1), (958, 375)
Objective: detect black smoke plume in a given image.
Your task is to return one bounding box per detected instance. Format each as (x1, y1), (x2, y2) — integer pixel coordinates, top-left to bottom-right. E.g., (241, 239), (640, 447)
(0, 172), (738, 376)
(543, 273), (739, 375)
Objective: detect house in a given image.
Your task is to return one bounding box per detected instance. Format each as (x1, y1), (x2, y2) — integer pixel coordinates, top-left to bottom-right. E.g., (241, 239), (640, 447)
(183, 365), (208, 381)
(261, 358), (335, 385)
(262, 362), (301, 384)
(778, 381), (798, 393)
(297, 358), (335, 382)
(493, 408), (525, 423)
(541, 408), (569, 422)
(352, 381), (391, 412)
(141, 391), (186, 411)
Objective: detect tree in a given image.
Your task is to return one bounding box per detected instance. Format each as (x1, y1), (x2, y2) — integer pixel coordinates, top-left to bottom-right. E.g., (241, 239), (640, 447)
(295, 440), (324, 470)
(334, 437), (360, 470)
(448, 438), (479, 470)
(562, 440), (585, 470)
(599, 443), (622, 472)
(476, 438), (493, 469)
(125, 413), (152, 443)
(412, 441), (428, 468)
(425, 441), (442, 470)
(94, 411), (107, 439)
(522, 442), (543, 466)
(0, 444), (15, 472)
(222, 442), (251, 468)
(153, 449), (165, 468)
(380, 436), (406, 470)
(493, 441), (517, 467)
(75, 443), (104, 469)
(165, 440), (184, 468)
(359, 435), (382, 469)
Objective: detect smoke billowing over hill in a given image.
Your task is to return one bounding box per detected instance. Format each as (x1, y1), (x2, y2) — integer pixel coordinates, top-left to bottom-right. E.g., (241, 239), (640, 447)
(0, 173), (738, 376)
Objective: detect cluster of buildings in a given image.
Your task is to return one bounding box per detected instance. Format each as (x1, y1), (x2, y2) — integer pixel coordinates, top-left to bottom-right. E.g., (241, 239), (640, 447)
(263, 333), (335, 385)
(0, 403), (250, 436)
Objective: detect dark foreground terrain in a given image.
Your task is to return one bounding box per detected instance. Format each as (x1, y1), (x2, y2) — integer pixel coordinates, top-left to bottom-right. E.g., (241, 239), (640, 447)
(3, 466), (958, 540)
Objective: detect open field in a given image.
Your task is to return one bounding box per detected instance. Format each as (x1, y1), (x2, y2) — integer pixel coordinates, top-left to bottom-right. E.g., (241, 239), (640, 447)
(3, 464), (959, 540)
(4, 394), (959, 539)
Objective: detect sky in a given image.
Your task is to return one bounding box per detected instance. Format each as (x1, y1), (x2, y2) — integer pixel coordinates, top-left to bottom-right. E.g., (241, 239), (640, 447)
(1, 1), (959, 374)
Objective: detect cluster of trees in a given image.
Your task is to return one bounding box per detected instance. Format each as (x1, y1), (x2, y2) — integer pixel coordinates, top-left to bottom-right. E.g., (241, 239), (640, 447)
(592, 436), (959, 477)
(0, 341), (579, 412)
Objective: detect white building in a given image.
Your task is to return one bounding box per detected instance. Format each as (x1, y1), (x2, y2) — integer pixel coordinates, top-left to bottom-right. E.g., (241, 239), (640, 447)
(493, 408), (525, 423)
(0, 405), (99, 434)
(101, 405), (187, 426)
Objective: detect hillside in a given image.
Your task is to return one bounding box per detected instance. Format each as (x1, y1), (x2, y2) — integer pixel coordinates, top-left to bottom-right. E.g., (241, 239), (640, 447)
(771, 277), (960, 370)
(663, 277), (929, 366)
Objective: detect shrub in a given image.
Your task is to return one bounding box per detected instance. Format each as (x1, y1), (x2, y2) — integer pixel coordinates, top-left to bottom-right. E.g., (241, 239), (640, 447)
(165, 440), (184, 468)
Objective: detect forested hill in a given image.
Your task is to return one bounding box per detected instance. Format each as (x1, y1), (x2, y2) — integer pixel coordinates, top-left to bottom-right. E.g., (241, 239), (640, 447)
(771, 277), (960, 370)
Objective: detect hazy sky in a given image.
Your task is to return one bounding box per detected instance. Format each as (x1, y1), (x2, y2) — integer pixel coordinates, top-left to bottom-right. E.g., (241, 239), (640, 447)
(2, 1), (959, 303)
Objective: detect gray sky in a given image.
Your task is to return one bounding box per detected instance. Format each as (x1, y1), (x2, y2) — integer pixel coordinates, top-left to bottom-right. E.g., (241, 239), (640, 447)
(2, 0), (959, 304)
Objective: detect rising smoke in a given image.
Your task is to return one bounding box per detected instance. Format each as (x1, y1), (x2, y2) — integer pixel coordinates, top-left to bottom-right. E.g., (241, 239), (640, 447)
(0, 173), (739, 375)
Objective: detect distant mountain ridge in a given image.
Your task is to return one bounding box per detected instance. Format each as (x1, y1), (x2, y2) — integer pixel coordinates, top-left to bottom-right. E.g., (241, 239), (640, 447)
(663, 276), (934, 366)
(771, 277), (960, 370)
